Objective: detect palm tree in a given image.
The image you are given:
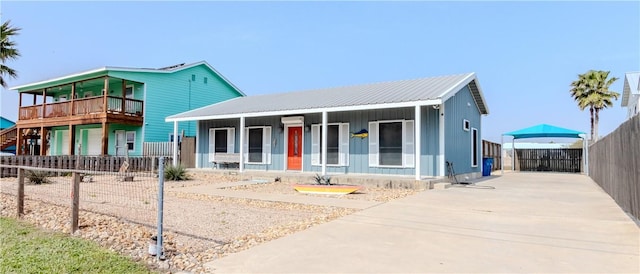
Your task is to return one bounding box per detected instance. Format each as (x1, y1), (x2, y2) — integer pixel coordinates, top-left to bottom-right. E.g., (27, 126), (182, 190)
(1, 20), (21, 88)
(570, 70), (619, 141)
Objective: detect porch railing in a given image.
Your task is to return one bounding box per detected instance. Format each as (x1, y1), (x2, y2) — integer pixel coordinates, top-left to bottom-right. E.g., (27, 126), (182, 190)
(19, 96), (144, 120)
(143, 142), (174, 156)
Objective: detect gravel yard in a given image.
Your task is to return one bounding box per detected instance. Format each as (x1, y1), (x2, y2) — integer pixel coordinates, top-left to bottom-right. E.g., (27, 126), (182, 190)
(0, 170), (421, 273)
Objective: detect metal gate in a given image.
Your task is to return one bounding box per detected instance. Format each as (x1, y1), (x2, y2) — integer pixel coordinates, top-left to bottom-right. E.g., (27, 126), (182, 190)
(515, 148), (582, 173)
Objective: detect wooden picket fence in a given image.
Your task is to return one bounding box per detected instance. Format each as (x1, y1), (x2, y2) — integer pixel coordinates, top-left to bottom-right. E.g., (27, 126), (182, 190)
(0, 155), (172, 177)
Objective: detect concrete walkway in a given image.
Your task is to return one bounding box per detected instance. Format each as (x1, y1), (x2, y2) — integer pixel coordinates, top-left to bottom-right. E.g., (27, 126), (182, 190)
(204, 173), (639, 273)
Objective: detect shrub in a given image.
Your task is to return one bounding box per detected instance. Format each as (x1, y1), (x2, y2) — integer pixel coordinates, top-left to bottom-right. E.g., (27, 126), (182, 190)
(26, 170), (51, 185)
(164, 165), (189, 181)
(313, 173), (332, 185)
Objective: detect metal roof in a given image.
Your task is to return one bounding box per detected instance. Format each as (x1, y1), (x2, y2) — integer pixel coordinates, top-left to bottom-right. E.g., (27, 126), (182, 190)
(10, 61), (246, 96)
(167, 72), (489, 122)
(622, 72), (640, 107)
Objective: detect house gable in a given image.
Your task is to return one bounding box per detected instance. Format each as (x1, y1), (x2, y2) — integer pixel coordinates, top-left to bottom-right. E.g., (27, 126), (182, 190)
(444, 85), (483, 175)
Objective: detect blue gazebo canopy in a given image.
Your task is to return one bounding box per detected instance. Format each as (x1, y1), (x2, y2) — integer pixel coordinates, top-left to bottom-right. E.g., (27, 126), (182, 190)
(503, 124), (584, 139)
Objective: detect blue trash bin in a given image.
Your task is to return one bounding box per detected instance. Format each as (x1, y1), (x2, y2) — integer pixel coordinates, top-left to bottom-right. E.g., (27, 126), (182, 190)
(482, 158), (493, 176)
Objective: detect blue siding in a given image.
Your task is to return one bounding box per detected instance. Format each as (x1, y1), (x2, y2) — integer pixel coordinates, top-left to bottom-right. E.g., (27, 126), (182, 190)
(444, 86), (482, 175)
(109, 64), (243, 143)
(195, 107), (444, 176)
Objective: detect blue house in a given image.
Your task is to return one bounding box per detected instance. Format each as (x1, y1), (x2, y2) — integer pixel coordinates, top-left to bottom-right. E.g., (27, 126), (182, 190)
(167, 73), (489, 179)
(0, 116), (16, 154)
(8, 61), (244, 156)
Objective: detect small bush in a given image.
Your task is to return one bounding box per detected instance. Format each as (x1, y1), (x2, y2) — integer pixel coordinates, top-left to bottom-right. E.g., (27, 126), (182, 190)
(26, 171), (51, 185)
(313, 173), (332, 185)
(164, 165), (189, 181)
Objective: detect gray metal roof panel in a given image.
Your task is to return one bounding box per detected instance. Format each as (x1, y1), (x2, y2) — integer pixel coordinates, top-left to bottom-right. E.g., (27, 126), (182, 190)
(168, 73), (487, 120)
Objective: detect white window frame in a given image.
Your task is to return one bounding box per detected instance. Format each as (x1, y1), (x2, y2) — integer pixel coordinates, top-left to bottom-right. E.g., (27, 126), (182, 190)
(126, 131), (136, 152)
(209, 127), (235, 162)
(125, 84), (135, 99)
(471, 127), (479, 167)
(243, 126), (272, 165)
(369, 120), (415, 168)
(311, 123), (349, 166)
(463, 119), (470, 131)
(58, 95), (68, 102)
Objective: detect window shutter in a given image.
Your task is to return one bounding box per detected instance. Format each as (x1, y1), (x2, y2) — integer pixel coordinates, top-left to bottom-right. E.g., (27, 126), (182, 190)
(209, 128), (216, 162)
(263, 127), (272, 165)
(311, 125), (320, 165)
(227, 128), (235, 154)
(368, 122), (378, 166)
(339, 123), (350, 166)
(404, 120), (415, 168)
(243, 128), (249, 164)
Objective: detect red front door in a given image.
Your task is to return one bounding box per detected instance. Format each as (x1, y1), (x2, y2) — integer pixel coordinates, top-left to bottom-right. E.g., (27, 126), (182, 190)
(287, 127), (302, 170)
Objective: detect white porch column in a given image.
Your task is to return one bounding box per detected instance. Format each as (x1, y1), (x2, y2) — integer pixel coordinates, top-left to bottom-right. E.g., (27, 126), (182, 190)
(172, 121), (178, 166)
(239, 116), (245, 173)
(438, 104), (445, 176)
(500, 134), (504, 175)
(583, 136), (589, 175)
(512, 138), (515, 171)
(195, 120), (200, 168)
(321, 111), (328, 176)
(414, 105), (422, 180)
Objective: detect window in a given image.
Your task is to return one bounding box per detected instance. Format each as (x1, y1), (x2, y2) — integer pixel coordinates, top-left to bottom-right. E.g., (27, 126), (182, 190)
(369, 120), (414, 168)
(471, 127), (478, 167)
(204, 77), (208, 84)
(126, 131), (136, 151)
(463, 119), (470, 131)
(243, 126), (272, 164)
(125, 85), (134, 99)
(58, 95), (68, 102)
(311, 123), (349, 166)
(208, 128), (235, 162)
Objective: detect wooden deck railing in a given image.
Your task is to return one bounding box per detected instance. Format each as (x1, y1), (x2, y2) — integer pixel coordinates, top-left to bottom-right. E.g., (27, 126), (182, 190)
(18, 96), (144, 120)
(0, 126), (17, 150)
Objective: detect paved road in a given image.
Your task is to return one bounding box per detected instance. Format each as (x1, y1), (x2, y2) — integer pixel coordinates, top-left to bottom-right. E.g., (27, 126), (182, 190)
(205, 173), (639, 273)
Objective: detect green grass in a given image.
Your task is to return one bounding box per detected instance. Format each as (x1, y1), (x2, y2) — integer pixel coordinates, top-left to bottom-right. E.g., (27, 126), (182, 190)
(0, 217), (153, 274)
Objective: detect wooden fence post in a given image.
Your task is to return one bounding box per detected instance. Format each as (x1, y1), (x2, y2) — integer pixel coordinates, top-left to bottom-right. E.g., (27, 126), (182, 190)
(17, 168), (24, 217)
(71, 172), (80, 233)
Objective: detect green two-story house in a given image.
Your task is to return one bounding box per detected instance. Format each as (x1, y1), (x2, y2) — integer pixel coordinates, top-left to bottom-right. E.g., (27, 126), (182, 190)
(9, 61), (244, 156)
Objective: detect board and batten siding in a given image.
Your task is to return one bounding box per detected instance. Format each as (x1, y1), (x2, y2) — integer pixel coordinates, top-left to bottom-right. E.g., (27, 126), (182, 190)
(195, 107), (442, 176)
(109, 64), (243, 143)
(444, 85), (482, 175)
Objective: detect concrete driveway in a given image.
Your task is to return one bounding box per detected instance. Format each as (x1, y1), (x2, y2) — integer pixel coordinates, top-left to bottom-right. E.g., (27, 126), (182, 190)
(205, 173), (639, 273)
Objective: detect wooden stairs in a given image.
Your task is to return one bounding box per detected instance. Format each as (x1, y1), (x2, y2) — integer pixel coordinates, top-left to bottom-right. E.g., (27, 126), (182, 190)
(0, 125), (17, 151)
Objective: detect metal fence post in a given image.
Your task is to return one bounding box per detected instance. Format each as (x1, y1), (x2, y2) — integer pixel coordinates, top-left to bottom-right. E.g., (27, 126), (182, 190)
(71, 171), (80, 233)
(17, 168), (24, 217)
(156, 157), (165, 260)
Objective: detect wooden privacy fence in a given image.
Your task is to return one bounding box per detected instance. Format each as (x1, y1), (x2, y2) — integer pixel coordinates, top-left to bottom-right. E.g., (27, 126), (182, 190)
(0, 155), (172, 176)
(515, 148), (582, 173)
(588, 114), (640, 221)
(482, 140), (502, 171)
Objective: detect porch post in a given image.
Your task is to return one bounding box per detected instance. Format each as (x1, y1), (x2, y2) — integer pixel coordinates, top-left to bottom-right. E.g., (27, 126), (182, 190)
(121, 79), (126, 114)
(414, 105), (421, 180)
(172, 121), (179, 166)
(39, 127), (46, 156)
(70, 83), (76, 117)
(15, 127), (22, 155)
(103, 76), (109, 112)
(321, 111), (328, 176)
(239, 116), (245, 172)
(583, 136), (589, 175)
(69, 125), (75, 155)
(41, 89), (47, 118)
(101, 122), (109, 156)
(438, 104), (445, 176)
(195, 121), (200, 168)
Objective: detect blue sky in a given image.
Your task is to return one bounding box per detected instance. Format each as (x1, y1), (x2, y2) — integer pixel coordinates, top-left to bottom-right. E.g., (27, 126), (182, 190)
(1, 1), (638, 143)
